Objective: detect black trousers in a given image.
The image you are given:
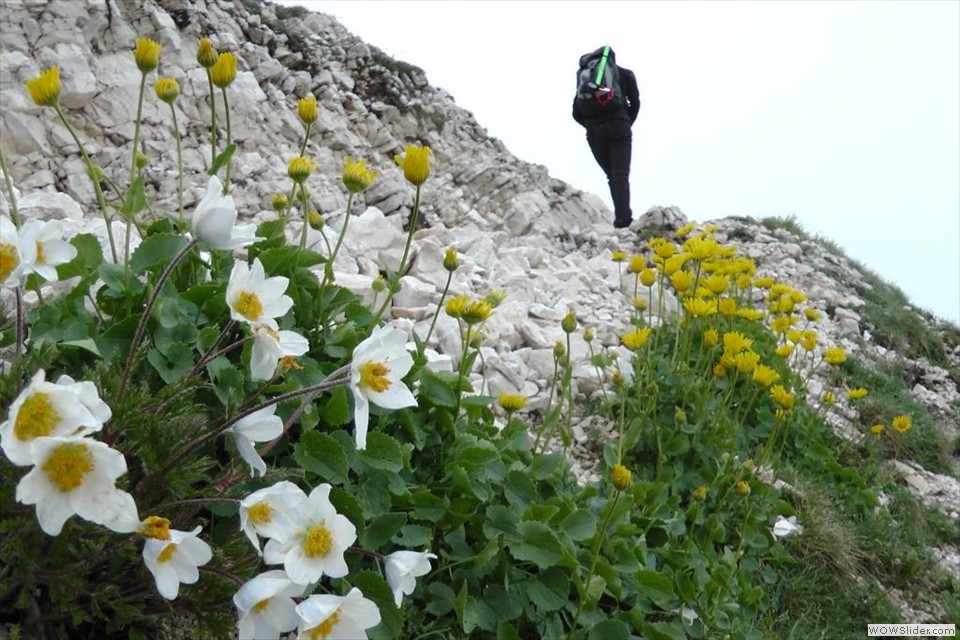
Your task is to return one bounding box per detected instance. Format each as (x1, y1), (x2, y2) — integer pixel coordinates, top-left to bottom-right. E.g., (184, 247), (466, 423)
(586, 118), (633, 223)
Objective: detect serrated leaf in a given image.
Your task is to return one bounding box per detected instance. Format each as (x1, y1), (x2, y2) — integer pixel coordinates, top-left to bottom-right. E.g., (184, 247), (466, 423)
(418, 369), (458, 408)
(507, 521), (563, 569)
(482, 505), (519, 539)
(208, 143), (236, 177)
(359, 432), (405, 472)
(561, 509), (597, 541)
(57, 233), (102, 281)
(504, 470), (538, 508)
(635, 569), (677, 608)
(147, 343), (193, 384)
(121, 175), (147, 216)
(642, 621), (688, 640)
(588, 620), (630, 640)
(395, 524), (432, 547)
(130, 233), (189, 274)
(293, 431), (349, 484)
(361, 513), (407, 550)
(319, 385), (351, 427)
(526, 567), (569, 612)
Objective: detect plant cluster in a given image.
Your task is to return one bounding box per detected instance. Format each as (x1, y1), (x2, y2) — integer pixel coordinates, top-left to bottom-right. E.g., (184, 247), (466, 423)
(0, 31), (943, 640)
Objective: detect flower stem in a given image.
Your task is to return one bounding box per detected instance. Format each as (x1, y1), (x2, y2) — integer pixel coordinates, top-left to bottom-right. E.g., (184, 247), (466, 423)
(170, 103), (185, 227)
(129, 73), (146, 183)
(298, 182), (311, 250)
(376, 184), (421, 319)
(0, 144), (21, 227)
(422, 270), (453, 352)
(206, 70), (217, 168)
(221, 87), (232, 191)
(115, 237), (199, 406)
(324, 192), (354, 286)
(55, 105), (118, 263)
(567, 492), (621, 640)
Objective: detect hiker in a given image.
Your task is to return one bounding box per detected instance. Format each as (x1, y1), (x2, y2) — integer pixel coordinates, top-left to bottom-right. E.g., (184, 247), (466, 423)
(572, 46), (640, 229)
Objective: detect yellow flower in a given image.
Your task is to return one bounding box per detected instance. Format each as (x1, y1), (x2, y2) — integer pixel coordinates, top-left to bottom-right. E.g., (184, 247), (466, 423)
(24, 67), (61, 107)
(735, 273), (753, 290)
(443, 247), (459, 272)
(703, 274), (729, 295)
(307, 210), (324, 230)
(621, 327), (651, 351)
(445, 295), (470, 319)
(497, 393), (527, 413)
(683, 236), (719, 260)
(632, 297), (648, 312)
(713, 363), (727, 378)
(297, 96), (318, 125)
(803, 308), (822, 322)
(639, 267), (657, 286)
(770, 385), (795, 410)
(628, 255), (646, 274)
(775, 343), (795, 358)
(662, 254), (690, 276)
(683, 297), (714, 318)
(736, 308), (765, 322)
(692, 485), (709, 501)
(561, 310), (577, 334)
(769, 296), (795, 314)
(735, 480), (751, 497)
(753, 276), (774, 289)
(583, 328), (595, 343)
(484, 290), (507, 307)
(211, 51), (238, 88)
(735, 350), (760, 374)
(870, 424), (884, 437)
(670, 270), (694, 294)
(394, 145), (430, 186)
(135, 37), (162, 73)
(154, 77), (179, 104)
(770, 315), (796, 335)
(138, 515), (172, 541)
(611, 464), (632, 491)
(722, 331), (752, 355)
(611, 250), (627, 262)
(272, 194), (289, 212)
(824, 347), (846, 366)
(703, 329), (719, 348)
(650, 238), (677, 260)
(462, 300), (492, 325)
(891, 415), (912, 434)
(752, 364), (780, 387)
(342, 156), (377, 193)
(196, 37), (218, 68)
(822, 391), (835, 405)
(800, 331), (818, 352)
(845, 387), (868, 400)
(717, 298), (737, 316)
(287, 156), (316, 183)
(676, 221), (697, 236)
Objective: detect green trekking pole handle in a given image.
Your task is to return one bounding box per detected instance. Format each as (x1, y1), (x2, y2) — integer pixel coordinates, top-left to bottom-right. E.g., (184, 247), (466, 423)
(595, 45), (611, 85)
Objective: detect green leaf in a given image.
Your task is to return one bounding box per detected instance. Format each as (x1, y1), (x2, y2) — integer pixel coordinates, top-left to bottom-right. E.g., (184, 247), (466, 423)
(635, 569), (677, 608)
(208, 143), (236, 176)
(61, 338), (102, 357)
(482, 505), (519, 539)
(588, 620), (630, 640)
(318, 386), (351, 427)
(359, 432), (405, 473)
(426, 582), (455, 616)
(418, 369), (458, 408)
(361, 513), (407, 550)
(561, 509), (597, 541)
(408, 490), (447, 522)
(97, 315), (139, 360)
(57, 234), (103, 281)
(507, 521), (563, 569)
(526, 567), (570, 612)
(257, 245), (326, 272)
(352, 571), (402, 640)
(395, 524), (432, 547)
(497, 621), (523, 640)
(121, 175), (147, 216)
(529, 452), (565, 480)
(146, 343), (194, 384)
(642, 621), (688, 640)
(663, 433), (690, 457)
(504, 470), (538, 508)
(130, 233), (189, 274)
(293, 431), (349, 485)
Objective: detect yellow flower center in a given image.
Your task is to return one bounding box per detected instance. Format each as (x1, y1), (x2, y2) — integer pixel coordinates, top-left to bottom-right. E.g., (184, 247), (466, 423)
(35, 241), (46, 265)
(139, 515), (172, 540)
(359, 361), (391, 393)
(41, 442), (94, 492)
(303, 524), (334, 558)
(14, 392), (61, 442)
(157, 543), (178, 563)
(253, 597), (272, 613)
(0, 242), (19, 281)
(309, 611), (341, 640)
(234, 291), (263, 321)
(247, 502), (272, 526)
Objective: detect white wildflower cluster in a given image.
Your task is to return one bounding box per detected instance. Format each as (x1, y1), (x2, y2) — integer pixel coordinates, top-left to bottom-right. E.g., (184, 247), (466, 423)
(233, 480), (435, 639)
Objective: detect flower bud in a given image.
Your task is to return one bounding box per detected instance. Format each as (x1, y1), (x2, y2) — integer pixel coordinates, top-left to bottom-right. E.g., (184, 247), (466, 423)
(561, 310), (577, 334)
(297, 96), (318, 125)
(135, 151), (148, 170)
(24, 67), (61, 107)
(196, 37), (218, 68)
(307, 210), (324, 230)
(154, 77), (179, 103)
(443, 247), (460, 272)
(287, 156), (316, 184)
(272, 194), (289, 212)
(583, 328), (594, 343)
(611, 464), (632, 491)
(211, 51), (237, 88)
(135, 37), (162, 74)
(735, 480), (751, 497)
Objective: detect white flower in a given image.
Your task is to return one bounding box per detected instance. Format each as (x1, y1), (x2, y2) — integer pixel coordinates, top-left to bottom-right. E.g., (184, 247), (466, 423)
(1, 370), (103, 466)
(191, 175), (256, 250)
(771, 515), (803, 538)
(15, 436), (139, 535)
(250, 320), (309, 381)
(142, 525), (213, 600)
(54, 374), (112, 426)
(295, 588), (381, 640)
(232, 405), (284, 478)
(350, 325), (417, 450)
(18, 218), (76, 282)
(1, 215), (23, 288)
(239, 481), (307, 554)
(384, 550), (437, 606)
(263, 483), (356, 585)
(234, 570), (303, 640)
(226, 258), (294, 325)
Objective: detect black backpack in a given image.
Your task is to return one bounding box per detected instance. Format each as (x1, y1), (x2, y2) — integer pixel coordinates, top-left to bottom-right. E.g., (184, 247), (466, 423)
(575, 46), (626, 116)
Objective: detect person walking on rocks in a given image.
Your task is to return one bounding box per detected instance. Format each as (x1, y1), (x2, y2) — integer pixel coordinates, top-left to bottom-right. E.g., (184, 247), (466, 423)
(572, 46), (640, 229)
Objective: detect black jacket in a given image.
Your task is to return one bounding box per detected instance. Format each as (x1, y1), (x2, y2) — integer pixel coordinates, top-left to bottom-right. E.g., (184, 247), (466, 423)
(572, 65), (640, 127)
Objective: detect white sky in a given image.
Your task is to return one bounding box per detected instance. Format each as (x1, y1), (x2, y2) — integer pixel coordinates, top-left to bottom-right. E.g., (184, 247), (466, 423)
(278, 0), (960, 323)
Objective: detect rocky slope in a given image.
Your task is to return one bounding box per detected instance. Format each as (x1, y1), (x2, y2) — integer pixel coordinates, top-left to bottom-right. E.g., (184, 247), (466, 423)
(2, 0), (958, 626)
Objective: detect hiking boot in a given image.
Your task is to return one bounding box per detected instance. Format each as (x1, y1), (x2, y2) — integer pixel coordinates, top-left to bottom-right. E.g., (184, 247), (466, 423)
(613, 216), (633, 229)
